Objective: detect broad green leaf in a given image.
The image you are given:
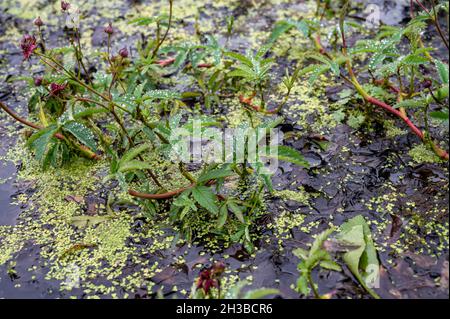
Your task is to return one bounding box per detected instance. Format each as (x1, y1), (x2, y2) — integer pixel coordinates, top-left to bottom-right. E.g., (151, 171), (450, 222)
(118, 160), (153, 173)
(264, 145), (309, 168)
(230, 228), (245, 242)
(319, 260), (342, 272)
(243, 288), (279, 299)
(197, 167), (234, 184)
(338, 215), (380, 299)
(225, 51), (253, 67)
(402, 54), (429, 66)
(27, 125), (58, 163)
(228, 201), (245, 223)
(435, 59), (449, 84)
(143, 89), (181, 100)
(120, 144), (151, 165)
(192, 186), (219, 215)
(269, 21), (295, 43)
(63, 121), (97, 151)
(296, 274), (310, 295)
(394, 99), (427, 109)
(217, 204), (228, 228)
(430, 110), (449, 122)
(74, 107), (109, 119)
(228, 69), (254, 79)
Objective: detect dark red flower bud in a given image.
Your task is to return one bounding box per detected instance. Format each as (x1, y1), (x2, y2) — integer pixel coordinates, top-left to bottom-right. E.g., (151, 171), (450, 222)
(423, 79), (432, 89)
(20, 35), (38, 60)
(104, 23), (113, 35)
(212, 262), (225, 276)
(119, 47), (129, 58)
(203, 279), (214, 294)
(34, 76), (43, 86)
(34, 16), (44, 27)
(61, 1), (70, 11)
(49, 83), (66, 96)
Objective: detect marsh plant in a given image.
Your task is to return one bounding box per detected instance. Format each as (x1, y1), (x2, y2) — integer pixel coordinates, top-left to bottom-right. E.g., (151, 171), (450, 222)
(190, 261), (279, 299)
(271, 0), (449, 160)
(0, 0), (448, 300)
(0, 1), (308, 252)
(293, 215), (380, 299)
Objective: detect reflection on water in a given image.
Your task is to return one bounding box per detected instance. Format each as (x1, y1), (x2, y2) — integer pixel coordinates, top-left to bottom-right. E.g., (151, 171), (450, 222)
(0, 142), (20, 226)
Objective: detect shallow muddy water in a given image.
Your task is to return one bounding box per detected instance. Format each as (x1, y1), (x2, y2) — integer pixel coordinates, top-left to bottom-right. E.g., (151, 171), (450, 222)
(0, 0), (448, 299)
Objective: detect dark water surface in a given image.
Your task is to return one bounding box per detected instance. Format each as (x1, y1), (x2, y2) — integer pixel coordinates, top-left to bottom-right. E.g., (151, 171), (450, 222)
(0, 0), (448, 299)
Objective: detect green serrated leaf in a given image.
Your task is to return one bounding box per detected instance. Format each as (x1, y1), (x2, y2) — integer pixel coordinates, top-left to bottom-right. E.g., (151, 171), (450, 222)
(143, 89), (181, 100)
(269, 21), (295, 43)
(217, 204), (228, 228)
(118, 160), (153, 173)
(225, 51), (253, 67)
(402, 54), (429, 66)
(264, 145), (309, 168)
(430, 110), (449, 122)
(197, 167), (234, 184)
(28, 125), (58, 164)
(119, 144), (151, 165)
(435, 59), (449, 84)
(192, 186), (219, 215)
(228, 201), (245, 223)
(63, 121), (97, 151)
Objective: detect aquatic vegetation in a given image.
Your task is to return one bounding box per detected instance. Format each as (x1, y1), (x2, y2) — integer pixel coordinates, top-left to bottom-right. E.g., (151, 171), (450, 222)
(271, 0), (449, 160)
(0, 1), (308, 250)
(294, 215), (380, 299)
(190, 261), (279, 299)
(293, 227), (341, 299)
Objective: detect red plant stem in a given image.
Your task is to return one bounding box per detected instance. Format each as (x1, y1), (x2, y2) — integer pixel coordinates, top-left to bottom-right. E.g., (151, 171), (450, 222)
(0, 101), (100, 160)
(155, 57), (175, 67)
(154, 58), (213, 69)
(365, 96), (423, 138)
(196, 63), (213, 68)
(129, 185), (190, 199)
(366, 96), (448, 160)
(1, 101), (41, 130)
(239, 95), (261, 112)
(239, 95), (285, 114)
(312, 35), (449, 161)
(151, 0), (173, 59)
(414, 0), (431, 15)
(128, 180), (220, 200)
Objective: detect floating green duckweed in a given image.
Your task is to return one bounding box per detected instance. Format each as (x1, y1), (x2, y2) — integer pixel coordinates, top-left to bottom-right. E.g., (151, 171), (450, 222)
(408, 144), (444, 164)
